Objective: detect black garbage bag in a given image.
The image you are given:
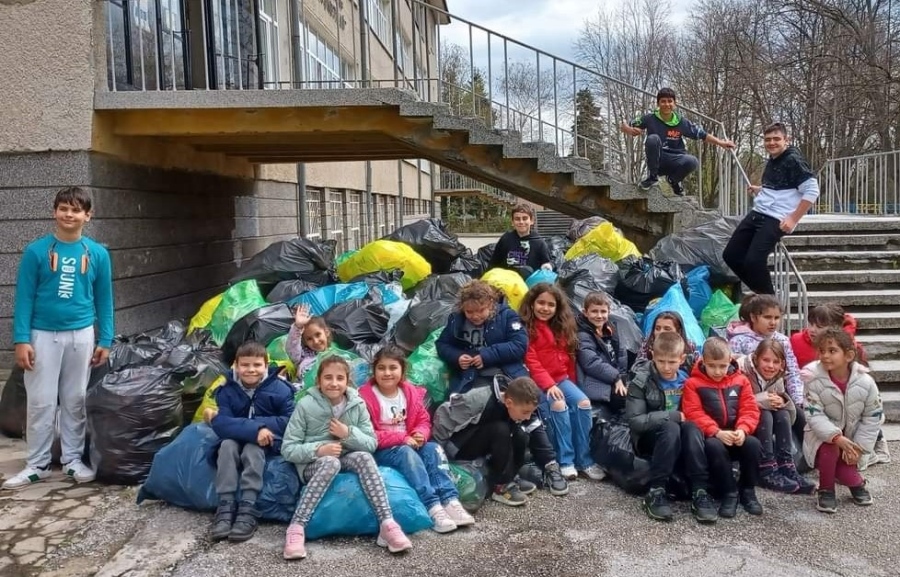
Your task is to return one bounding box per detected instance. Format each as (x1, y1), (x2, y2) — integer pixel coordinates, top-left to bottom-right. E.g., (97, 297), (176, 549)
(222, 303), (294, 366)
(545, 235), (573, 270)
(0, 367), (26, 438)
(614, 256), (685, 313)
(476, 243), (496, 273)
(231, 237), (337, 286)
(591, 418), (651, 495)
(648, 216), (741, 285)
(265, 279), (319, 304)
(384, 218), (467, 273)
(558, 254), (618, 294)
(393, 273), (469, 352)
(170, 338), (229, 426)
(87, 363), (189, 485)
(568, 216), (607, 241)
(88, 320), (189, 391)
(323, 289), (390, 358)
(348, 269), (405, 286)
(449, 249), (483, 278)
(409, 272), (471, 302)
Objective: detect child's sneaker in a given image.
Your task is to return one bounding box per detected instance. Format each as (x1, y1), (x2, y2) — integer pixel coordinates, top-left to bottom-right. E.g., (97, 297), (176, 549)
(491, 482), (527, 506)
(228, 501), (260, 542)
(691, 489), (718, 524)
(2, 466), (51, 490)
(642, 487), (674, 522)
(850, 482), (873, 506)
(559, 465), (578, 480)
(739, 487), (763, 516)
(63, 459), (95, 484)
(376, 519), (412, 553)
(718, 492), (739, 518)
(283, 524), (307, 560)
(778, 462), (816, 495)
(579, 464), (606, 481)
(542, 462), (570, 496)
(816, 489), (837, 514)
(443, 500), (475, 527)
(428, 504), (458, 533)
(759, 468), (798, 494)
(514, 476), (537, 496)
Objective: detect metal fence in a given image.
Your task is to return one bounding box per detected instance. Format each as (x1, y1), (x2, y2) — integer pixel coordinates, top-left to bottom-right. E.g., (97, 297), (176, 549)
(816, 149), (900, 215)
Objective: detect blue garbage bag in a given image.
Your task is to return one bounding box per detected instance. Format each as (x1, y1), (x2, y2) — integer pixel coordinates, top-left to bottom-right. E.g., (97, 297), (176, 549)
(137, 423), (218, 511)
(642, 284), (706, 352)
(525, 268), (558, 288)
(685, 266), (712, 319)
(287, 282), (369, 316)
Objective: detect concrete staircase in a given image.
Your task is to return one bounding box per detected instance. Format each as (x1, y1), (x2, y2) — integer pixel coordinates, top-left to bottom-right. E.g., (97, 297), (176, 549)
(784, 216), (900, 422)
(535, 210), (574, 237)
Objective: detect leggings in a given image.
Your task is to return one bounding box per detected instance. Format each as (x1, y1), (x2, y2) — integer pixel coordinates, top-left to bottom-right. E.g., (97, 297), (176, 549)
(815, 443), (864, 491)
(291, 452), (392, 526)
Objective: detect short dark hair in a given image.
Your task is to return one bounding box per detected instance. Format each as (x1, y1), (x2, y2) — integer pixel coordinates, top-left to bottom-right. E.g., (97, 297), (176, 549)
(702, 337), (731, 361)
(808, 303), (845, 327)
(583, 291), (611, 310)
(372, 344), (408, 377)
(652, 331), (685, 357)
(54, 187), (92, 212)
(235, 341), (269, 362)
(511, 203), (535, 220)
(505, 377), (541, 406)
(656, 87), (677, 102)
(764, 122), (788, 137)
(738, 294), (781, 323)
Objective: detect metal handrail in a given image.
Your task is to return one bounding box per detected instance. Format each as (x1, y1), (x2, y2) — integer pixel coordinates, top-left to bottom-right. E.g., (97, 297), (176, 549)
(815, 149), (900, 215)
(773, 241), (809, 333)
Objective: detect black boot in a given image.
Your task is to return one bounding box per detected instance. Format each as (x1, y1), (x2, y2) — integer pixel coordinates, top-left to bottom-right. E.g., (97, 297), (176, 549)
(740, 487), (763, 516)
(210, 500), (236, 541)
(718, 492), (739, 518)
(228, 501), (260, 542)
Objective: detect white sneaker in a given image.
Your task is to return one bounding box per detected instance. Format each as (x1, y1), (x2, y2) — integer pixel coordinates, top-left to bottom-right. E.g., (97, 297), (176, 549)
(443, 499), (475, 527)
(874, 437), (892, 464)
(64, 459), (96, 484)
(428, 505), (458, 534)
(580, 464), (606, 481)
(2, 466), (51, 490)
(560, 465), (578, 480)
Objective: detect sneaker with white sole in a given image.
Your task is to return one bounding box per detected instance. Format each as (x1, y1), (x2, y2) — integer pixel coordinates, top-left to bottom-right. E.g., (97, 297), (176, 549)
(580, 464), (606, 481)
(559, 465), (578, 480)
(64, 459), (95, 484)
(2, 466), (51, 490)
(376, 519), (412, 553)
(443, 500), (475, 527)
(428, 504), (458, 534)
(283, 523), (307, 560)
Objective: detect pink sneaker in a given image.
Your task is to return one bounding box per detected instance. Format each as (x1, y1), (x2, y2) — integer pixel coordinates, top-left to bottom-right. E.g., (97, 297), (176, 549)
(376, 519), (412, 553)
(283, 524), (307, 560)
(443, 500), (475, 527)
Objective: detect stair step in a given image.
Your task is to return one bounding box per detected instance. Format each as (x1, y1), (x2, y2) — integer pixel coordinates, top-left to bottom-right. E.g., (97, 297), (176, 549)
(783, 233), (900, 251)
(791, 288), (900, 307)
(855, 334), (900, 360)
(786, 250), (900, 271)
(881, 390), (900, 422)
(849, 311), (900, 331)
(795, 215), (900, 234)
(798, 269), (900, 287)
(881, 422), (900, 441)
(870, 359), (900, 383)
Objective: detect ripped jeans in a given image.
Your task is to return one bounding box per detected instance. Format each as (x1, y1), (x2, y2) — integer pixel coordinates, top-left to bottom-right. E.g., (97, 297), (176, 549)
(539, 379), (594, 470)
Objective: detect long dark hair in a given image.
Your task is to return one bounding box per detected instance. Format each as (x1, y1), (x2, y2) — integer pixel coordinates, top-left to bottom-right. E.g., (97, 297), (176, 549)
(519, 283), (577, 354)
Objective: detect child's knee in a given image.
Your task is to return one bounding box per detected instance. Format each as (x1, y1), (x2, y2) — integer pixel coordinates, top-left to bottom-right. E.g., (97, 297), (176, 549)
(318, 455), (341, 474)
(550, 400), (567, 412)
(577, 399), (591, 410)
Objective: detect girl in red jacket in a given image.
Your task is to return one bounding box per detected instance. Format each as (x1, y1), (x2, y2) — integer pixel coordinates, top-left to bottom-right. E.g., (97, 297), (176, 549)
(359, 345), (475, 533)
(519, 283), (605, 481)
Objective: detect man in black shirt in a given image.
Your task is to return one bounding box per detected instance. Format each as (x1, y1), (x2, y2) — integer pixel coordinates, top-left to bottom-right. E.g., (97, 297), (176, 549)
(488, 203), (552, 278)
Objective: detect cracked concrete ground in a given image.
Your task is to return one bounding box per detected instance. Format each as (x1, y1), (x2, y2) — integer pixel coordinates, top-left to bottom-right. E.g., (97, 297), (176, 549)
(2, 434), (899, 577)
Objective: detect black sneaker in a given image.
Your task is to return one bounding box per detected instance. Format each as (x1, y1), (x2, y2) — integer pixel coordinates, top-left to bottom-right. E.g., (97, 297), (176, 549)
(210, 500), (236, 542)
(492, 482), (527, 506)
(666, 176), (684, 196)
(816, 489), (837, 513)
(639, 176), (659, 191)
(228, 501), (260, 542)
(642, 487), (674, 521)
(850, 482), (873, 506)
(515, 476), (538, 496)
(691, 489), (718, 524)
(542, 462), (570, 497)
(718, 492), (739, 518)
(740, 487), (763, 515)
(778, 463), (816, 495)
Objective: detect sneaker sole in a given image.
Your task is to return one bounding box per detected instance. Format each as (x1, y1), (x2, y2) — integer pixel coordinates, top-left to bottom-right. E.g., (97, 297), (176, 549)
(579, 471), (606, 482)
(816, 504), (837, 514)
(490, 495), (526, 506)
(283, 550), (307, 560)
(851, 499), (874, 506)
(2, 478), (50, 491)
(549, 486), (570, 497)
(450, 517), (475, 527)
(642, 503), (674, 522)
(518, 486), (537, 496)
(67, 475), (96, 484)
(376, 536), (413, 553)
(693, 513), (718, 524)
(431, 523), (458, 534)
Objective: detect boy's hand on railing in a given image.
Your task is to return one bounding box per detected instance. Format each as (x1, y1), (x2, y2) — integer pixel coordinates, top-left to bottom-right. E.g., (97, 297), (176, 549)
(747, 184), (761, 197)
(619, 122), (641, 137)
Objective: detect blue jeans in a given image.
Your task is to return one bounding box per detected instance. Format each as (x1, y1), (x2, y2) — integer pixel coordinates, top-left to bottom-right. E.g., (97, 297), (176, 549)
(374, 442), (459, 510)
(539, 379), (594, 470)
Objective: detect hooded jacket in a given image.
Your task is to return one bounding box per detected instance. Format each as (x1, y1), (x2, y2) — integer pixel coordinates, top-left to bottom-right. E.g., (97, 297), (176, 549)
(436, 302), (529, 394)
(211, 367), (296, 455)
(488, 229), (552, 272)
(737, 354), (796, 425)
(752, 146), (820, 221)
(682, 360), (760, 438)
(358, 379), (431, 450)
(790, 314), (868, 368)
(802, 361), (883, 468)
(625, 354), (695, 442)
(524, 319), (578, 391)
(727, 321), (804, 407)
(575, 313), (628, 402)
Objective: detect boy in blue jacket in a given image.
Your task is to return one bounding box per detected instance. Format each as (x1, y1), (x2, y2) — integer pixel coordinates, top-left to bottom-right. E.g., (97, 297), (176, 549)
(205, 341), (295, 542)
(576, 292), (629, 421)
(436, 280), (528, 395)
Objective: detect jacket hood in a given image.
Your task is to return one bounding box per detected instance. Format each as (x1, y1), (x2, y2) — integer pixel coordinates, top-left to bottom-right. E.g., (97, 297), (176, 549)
(690, 357), (741, 384)
(739, 354), (784, 389)
(726, 321), (757, 339)
(842, 314), (859, 337)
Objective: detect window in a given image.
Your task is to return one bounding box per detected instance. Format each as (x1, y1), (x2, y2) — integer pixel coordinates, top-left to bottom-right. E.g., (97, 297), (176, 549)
(403, 198), (416, 216)
(374, 194), (387, 238)
(328, 191), (345, 253)
(304, 26), (354, 88)
(304, 189), (322, 239)
(258, 0), (280, 88)
(346, 192), (362, 250)
(209, 0), (259, 89)
(366, 0), (391, 49)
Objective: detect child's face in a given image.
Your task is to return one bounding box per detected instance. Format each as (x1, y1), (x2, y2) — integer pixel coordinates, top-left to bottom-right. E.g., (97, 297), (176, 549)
(654, 318), (677, 336)
(755, 349), (784, 380)
(318, 363), (349, 404)
(511, 211), (534, 236)
(303, 324), (330, 352)
(504, 398), (537, 422)
(584, 304), (609, 328)
(533, 292), (557, 321)
(807, 323), (827, 341)
(817, 339), (855, 373)
(751, 307), (781, 336)
(657, 96), (676, 116)
(235, 356), (267, 387)
(462, 301), (492, 326)
(54, 202), (91, 234)
(374, 357), (404, 391)
(702, 356), (731, 382)
(653, 352), (686, 381)
(764, 130), (789, 157)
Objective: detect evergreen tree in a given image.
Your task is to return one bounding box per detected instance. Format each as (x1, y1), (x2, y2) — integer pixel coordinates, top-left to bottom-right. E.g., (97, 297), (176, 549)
(570, 88), (605, 169)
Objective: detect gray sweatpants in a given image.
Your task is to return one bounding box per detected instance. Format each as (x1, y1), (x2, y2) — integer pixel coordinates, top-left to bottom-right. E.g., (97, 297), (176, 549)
(215, 439), (266, 503)
(25, 327), (94, 469)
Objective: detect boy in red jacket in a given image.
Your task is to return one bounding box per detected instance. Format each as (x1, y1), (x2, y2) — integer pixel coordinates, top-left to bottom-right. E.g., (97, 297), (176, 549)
(682, 337), (763, 520)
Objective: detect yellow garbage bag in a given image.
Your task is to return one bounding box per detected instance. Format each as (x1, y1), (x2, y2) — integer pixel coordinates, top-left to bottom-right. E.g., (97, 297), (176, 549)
(267, 335), (297, 381)
(336, 240), (431, 291)
(564, 221), (640, 263)
(191, 375), (227, 423)
(482, 268), (529, 311)
(188, 293), (224, 334)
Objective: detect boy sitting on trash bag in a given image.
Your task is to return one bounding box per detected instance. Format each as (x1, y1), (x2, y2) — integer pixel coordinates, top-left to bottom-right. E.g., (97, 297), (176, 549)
(431, 375), (570, 507)
(488, 203), (554, 279)
(202, 341), (295, 542)
(625, 331), (710, 523)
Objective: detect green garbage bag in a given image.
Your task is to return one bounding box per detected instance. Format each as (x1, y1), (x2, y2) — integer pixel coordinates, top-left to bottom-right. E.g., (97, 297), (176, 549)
(207, 281), (267, 346)
(407, 329), (449, 407)
(335, 250), (356, 269)
(700, 289), (740, 335)
(449, 461), (489, 513)
(266, 335), (297, 381)
(297, 344), (371, 401)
